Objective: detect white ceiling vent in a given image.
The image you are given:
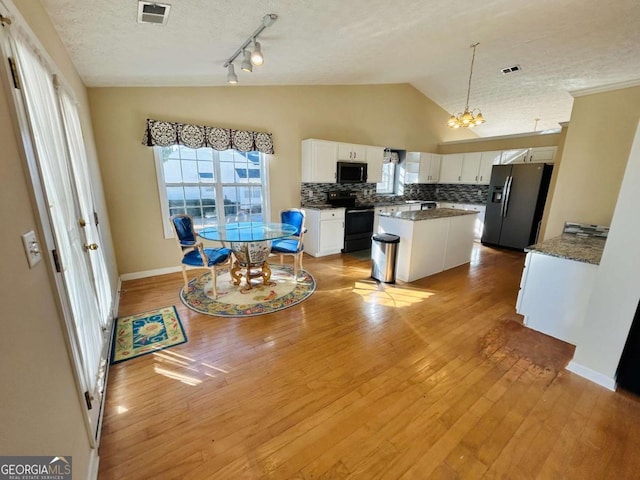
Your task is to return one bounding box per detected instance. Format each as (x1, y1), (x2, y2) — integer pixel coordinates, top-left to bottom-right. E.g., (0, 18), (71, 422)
(137, 2), (171, 25)
(501, 65), (521, 75)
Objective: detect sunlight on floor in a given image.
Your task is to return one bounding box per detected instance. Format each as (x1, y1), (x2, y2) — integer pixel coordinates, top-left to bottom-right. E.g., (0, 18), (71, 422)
(153, 366), (203, 386)
(352, 280), (435, 308)
(116, 405), (128, 414)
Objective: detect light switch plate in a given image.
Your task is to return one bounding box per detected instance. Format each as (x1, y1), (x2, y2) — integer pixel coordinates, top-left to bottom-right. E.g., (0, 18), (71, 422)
(21, 230), (42, 268)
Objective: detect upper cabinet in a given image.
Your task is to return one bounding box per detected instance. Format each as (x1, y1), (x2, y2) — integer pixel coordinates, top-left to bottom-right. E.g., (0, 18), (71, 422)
(403, 152), (441, 184)
(501, 147), (557, 164)
(301, 139), (338, 183)
(478, 151), (502, 184)
(337, 143), (367, 162)
(301, 139), (384, 183)
(439, 153), (465, 183)
(366, 146), (384, 183)
(460, 152), (482, 183)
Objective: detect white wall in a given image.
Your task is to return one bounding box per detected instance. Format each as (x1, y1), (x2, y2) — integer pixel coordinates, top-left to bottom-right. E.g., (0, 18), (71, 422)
(568, 120), (640, 389)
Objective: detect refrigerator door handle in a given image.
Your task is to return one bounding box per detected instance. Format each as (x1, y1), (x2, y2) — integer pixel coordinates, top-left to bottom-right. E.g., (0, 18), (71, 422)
(503, 176), (513, 217)
(500, 176), (509, 217)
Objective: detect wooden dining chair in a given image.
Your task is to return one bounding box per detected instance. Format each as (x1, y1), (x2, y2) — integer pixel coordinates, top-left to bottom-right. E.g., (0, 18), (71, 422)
(170, 214), (231, 298)
(270, 209), (306, 280)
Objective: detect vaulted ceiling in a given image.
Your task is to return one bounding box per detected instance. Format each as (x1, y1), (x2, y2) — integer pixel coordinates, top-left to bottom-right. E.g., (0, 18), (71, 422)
(42, 0), (640, 137)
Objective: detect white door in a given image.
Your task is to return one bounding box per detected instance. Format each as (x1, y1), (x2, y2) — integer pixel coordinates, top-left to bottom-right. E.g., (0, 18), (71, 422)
(7, 29), (110, 444)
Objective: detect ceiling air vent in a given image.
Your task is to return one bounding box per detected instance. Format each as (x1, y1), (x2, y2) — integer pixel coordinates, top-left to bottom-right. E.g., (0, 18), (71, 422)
(137, 1), (171, 25)
(501, 65), (521, 75)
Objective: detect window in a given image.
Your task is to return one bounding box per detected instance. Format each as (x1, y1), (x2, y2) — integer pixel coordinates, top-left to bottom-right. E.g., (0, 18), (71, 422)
(376, 161), (396, 194)
(154, 145), (270, 237)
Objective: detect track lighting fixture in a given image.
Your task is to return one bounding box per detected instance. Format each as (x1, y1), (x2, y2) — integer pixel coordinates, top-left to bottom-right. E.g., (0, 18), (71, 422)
(223, 14), (278, 84)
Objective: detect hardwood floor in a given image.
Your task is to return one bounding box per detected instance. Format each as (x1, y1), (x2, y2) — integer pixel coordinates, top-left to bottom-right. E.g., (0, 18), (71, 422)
(98, 245), (640, 479)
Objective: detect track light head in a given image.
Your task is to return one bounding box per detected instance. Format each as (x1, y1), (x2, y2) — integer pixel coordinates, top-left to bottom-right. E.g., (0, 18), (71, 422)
(241, 50), (253, 72)
(251, 40), (263, 66)
(227, 64), (238, 84)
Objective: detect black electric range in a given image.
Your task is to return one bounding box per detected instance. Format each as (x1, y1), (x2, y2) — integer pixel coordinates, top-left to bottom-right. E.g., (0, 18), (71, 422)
(327, 191), (375, 252)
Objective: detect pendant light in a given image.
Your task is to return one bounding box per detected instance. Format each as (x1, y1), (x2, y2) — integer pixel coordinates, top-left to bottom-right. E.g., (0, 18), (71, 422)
(447, 43), (486, 128)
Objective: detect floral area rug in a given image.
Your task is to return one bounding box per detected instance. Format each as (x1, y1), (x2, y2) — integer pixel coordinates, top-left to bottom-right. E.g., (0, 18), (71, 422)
(180, 265), (316, 317)
(111, 306), (187, 364)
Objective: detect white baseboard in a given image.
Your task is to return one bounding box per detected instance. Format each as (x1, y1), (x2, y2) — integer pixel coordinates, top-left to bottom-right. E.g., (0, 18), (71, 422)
(87, 448), (99, 480)
(120, 265), (182, 281)
(566, 361), (617, 391)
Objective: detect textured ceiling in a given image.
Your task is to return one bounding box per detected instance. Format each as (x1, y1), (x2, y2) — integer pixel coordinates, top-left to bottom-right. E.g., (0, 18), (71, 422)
(41, 0), (640, 137)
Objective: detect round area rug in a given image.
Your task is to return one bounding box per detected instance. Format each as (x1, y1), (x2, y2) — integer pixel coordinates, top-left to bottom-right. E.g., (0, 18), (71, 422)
(180, 265), (316, 317)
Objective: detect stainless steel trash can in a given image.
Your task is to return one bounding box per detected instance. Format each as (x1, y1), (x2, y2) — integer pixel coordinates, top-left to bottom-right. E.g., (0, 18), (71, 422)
(371, 233), (400, 283)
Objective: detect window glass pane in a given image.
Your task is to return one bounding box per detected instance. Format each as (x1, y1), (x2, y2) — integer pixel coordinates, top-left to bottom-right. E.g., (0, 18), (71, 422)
(167, 186), (185, 211)
(180, 147), (197, 160)
(197, 160), (215, 183)
(201, 186), (217, 225)
(196, 148), (213, 161)
(181, 160), (199, 183)
(163, 159), (182, 183)
(219, 156), (237, 183)
(163, 146), (180, 160)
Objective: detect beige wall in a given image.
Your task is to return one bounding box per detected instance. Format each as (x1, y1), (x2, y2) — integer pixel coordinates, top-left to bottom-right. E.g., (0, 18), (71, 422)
(543, 86), (640, 239)
(438, 131), (561, 154)
(88, 84), (474, 275)
(0, 0), (118, 476)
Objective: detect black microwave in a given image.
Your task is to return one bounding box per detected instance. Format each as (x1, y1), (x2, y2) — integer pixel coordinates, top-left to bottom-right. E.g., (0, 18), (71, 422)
(337, 161), (367, 183)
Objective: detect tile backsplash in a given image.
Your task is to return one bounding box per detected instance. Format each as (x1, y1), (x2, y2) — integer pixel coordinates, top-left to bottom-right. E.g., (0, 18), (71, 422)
(301, 183), (489, 205)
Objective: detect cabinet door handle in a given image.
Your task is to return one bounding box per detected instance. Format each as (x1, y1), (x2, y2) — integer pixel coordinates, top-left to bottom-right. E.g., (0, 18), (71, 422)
(458, 175), (461, 181)
(475, 175), (478, 181)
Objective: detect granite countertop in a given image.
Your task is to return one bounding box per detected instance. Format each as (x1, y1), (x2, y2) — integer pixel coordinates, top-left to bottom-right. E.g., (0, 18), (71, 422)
(379, 208), (478, 221)
(525, 233), (606, 265)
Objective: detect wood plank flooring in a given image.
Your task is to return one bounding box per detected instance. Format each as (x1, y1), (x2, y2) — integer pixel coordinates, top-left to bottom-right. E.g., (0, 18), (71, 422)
(98, 245), (640, 479)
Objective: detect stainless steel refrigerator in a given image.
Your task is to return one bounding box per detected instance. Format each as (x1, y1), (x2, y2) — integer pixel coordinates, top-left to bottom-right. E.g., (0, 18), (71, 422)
(481, 163), (553, 250)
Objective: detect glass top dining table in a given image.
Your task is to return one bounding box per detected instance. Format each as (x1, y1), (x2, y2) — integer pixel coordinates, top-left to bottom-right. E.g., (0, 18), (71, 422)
(198, 222), (297, 243)
(198, 222), (297, 292)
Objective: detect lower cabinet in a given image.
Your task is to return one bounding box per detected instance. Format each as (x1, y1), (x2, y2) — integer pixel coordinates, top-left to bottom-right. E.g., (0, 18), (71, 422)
(516, 252), (597, 345)
(303, 208), (345, 257)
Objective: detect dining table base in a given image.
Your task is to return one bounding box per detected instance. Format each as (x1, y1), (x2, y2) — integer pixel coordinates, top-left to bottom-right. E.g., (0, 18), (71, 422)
(228, 240), (274, 293)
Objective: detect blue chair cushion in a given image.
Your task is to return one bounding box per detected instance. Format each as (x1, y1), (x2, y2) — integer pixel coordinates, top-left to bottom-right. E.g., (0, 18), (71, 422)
(182, 247), (231, 267)
(271, 239), (303, 254)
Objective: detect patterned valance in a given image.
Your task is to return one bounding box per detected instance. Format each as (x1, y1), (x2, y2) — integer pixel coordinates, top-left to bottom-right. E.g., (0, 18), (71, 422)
(142, 118), (274, 154)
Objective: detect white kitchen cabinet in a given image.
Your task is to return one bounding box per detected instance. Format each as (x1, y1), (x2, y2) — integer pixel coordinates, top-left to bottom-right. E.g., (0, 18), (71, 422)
(303, 208), (345, 257)
(501, 147), (557, 164)
(404, 152), (441, 184)
(397, 204), (412, 212)
(463, 204), (486, 240)
(337, 143), (367, 162)
(528, 147), (557, 163)
(373, 206), (387, 235)
(439, 154), (465, 183)
(460, 152), (482, 183)
(424, 154), (441, 183)
(438, 202), (463, 209)
(478, 151), (502, 184)
(516, 251), (597, 344)
(366, 146), (384, 183)
(301, 139), (338, 183)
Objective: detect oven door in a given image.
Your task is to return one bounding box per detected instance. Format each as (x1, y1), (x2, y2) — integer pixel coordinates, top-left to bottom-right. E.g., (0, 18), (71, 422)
(343, 208), (374, 252)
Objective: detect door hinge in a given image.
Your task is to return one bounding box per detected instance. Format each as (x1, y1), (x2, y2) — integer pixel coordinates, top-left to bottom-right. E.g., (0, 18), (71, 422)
(51, 249), (61, 272)
(93, 211), (99, 225)
(7, 57), (20, 90)
(84, 391), (93, 410)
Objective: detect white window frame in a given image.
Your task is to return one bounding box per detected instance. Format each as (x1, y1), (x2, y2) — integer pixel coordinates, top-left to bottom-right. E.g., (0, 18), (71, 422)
(154, 146), (271, 238)
(376, 161), (396, 194)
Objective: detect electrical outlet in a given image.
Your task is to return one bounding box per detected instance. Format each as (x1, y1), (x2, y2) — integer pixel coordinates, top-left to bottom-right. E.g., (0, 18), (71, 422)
(308, 190), (313, 199)
(478, 189), (482, 195)
(21, 230), (42, 268)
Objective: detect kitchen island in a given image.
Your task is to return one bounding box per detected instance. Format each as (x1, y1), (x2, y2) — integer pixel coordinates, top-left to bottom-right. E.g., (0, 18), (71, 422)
(377, 208), (478, 282)
(516, 225), (607, 344)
